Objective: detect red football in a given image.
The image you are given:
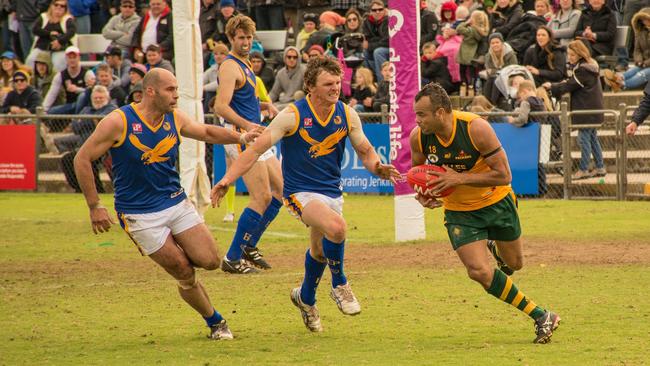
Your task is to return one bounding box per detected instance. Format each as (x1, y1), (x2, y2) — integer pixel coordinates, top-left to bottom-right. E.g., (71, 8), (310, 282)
(406, 164), (456, 198)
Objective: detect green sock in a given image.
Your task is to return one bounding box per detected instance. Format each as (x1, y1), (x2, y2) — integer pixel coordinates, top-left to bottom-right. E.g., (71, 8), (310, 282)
(486, 268), (545, 320)
(225, 185), (235, 214)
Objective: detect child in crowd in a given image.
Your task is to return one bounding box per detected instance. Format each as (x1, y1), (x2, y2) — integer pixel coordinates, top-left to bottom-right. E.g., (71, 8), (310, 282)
(507, 79), (547, 127)
(350, 67), (377, 112)
(296, 13), (319, 53)
(421, 42), (454, 91)
(468, 95), (509, 123)
(456, 10), (490, 96)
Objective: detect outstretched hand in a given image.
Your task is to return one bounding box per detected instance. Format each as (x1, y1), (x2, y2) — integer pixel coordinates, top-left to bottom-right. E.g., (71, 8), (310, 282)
(210, 179), (231, 208)
(242, 125), (264, 143)
(425, 165), (462, 196)
(375, 162), (403, 183)
(90, 206), (115, 234)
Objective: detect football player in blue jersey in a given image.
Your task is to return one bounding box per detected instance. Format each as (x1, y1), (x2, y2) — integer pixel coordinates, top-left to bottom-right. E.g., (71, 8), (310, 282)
(211, 57), (401, 332)
(74, 68), (261, 340)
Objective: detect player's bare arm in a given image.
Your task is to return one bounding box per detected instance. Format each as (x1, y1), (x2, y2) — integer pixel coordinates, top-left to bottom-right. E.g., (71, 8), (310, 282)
(73, 112), (123, 234)
(427, 118), (512, 195)
(214, 60), (258, 131)
(175, 109), (262, 145)
(260, 101), (279, 119)
(210, 107), (296, 207)
(409, 126), (442, 209)
(347, 107), (401, 183)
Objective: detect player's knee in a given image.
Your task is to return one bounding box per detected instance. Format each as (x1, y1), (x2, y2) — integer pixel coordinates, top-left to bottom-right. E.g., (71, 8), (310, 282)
(176, 268), (197, 290)
(171, 263), (195, 282)
(327, 218), (347, 243)
(467, 266), (492, 288)
(508, 255), (523, 270)
(201, 256), (220, 271)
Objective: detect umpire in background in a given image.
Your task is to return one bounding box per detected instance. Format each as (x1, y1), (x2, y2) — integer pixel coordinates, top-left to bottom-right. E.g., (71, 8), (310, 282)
(627, 81), (650, 135)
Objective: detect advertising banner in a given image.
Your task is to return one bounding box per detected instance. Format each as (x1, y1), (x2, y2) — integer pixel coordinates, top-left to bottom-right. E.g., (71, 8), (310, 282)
(0, 125), (37, 190)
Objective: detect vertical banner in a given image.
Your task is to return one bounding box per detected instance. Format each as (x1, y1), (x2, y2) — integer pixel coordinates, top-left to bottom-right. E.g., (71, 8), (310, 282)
(0, 125), (37, 190)
(389, 0), (425, 241)
(173, 0), (212, 215)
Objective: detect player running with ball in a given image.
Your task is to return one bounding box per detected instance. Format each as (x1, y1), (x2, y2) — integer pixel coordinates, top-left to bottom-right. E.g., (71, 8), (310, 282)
(409, 82), (560, 344)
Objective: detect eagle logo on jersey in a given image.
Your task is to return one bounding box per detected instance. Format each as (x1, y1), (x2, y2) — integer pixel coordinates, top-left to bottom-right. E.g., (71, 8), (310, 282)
(128, 133), (177, 165)
(163, 121), (171, 131)
(299, 127), (347, 158)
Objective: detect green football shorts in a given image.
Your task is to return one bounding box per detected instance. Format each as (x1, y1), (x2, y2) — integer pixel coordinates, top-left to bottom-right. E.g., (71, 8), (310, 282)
(444, 193), (521, 250)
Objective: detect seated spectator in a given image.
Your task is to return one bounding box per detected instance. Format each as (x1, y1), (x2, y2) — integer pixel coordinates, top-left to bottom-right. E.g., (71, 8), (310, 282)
(101, 0), (141, 52)
(372, 61), (391, 112)
(507, 79), (547, 127)
(1, 52), (31, 105)
(145, 44), (175, 73)
(529, 0), (553, 21)
(127, 62), (146, 96)
(269, 46), (306, 110)
(604, 8), (650, 92)
(302, 11), (341, 59)
(363, 1), (390, 82)
(574, 0), (617, 58)
(482, 32), (518, 105)
(210, 0), (239, 48)
(344, 8), (363, 35)
(307, 44), (326, 60)
(26, 0), (77, 72)
(250, 51), (274, 90)
(92, 63), (127, 107)
(32, 52), (64, 106)
(420, 0), (440, 46)
(435, 23), (463, 84)
(131, 0), (173, 63)
(43, 46), (95, 119)
(468, 95), (509, 123)
(456, 10), (490, 94)
(349, 67), (377, 113)
(523, 26), (566, 86)
(0, 71), (43, 125)
(126, 81), (143, 104)
(420, 42), (454, 92)
(296, 12), (318, 52)
(459, 0), (486, 14)
(104, 46), (132, 89)
(489, 0), (524, 38)
(548, 0), (581, 47)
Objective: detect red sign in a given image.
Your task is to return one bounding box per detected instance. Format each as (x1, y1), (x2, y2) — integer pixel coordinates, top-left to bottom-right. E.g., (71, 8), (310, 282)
(0, 125), (37, 190)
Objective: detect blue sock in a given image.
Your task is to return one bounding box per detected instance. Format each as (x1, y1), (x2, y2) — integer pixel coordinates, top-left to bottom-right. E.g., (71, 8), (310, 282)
(226, 208), (261, 261)
(247, 197), (282, 248)
(300, 249), (327, 306)
(203, 308), (224, 327)
(322, 237), (347, 288)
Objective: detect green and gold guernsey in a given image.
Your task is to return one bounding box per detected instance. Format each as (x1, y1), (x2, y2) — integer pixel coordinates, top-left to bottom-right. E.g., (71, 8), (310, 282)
(417, 110), (513, 211)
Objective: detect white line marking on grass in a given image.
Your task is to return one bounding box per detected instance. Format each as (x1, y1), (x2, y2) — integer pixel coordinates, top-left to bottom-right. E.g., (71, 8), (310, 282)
(207, 225), (304, 239)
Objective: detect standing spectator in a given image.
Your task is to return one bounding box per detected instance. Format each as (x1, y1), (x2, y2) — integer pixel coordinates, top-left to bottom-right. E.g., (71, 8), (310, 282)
(626, 74), (650, 135)
(43, 46), (94, 117)
(144, 44), (174, 73)
(349, 66), (376, 112)
(249, 0), (285, 30)
(482, 32), (518, 106)
(31, 52), (63, 105)
(1, 51), (31, 105)
(0, 70), (42, 125)
(26, 0), (77, 72)
(490, 0), (524, 38)
(548, 0), (582, 47)
(101, 0), (141, 52)
(296, 12), (318, 52)
(523, 25), (566, 86)
(210, 0), (239, 47)
(372, 61), (391, 112)
(126, 62), (145, 95)
(574, 0), (617, 58)
(131, 0), (173, 63)
(269, 46), (306, 110)
(12, 0), (50, 60)
(203, 43), (228, 112)
(420, 42), (454, 91)
(199, 0), (218, 49)
(543, 40), (606, 180)
(250, 51), (274, 90)
(420, 0), (440, 46)
(362, 0), (389, 82)
(604, 8), (650, 91)
(456, 10), (490, 94)
(104, 45), (131, 89)
(68, 0), (96, 35)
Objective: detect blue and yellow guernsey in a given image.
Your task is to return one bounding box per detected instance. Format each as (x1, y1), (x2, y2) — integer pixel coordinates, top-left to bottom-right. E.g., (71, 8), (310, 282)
(111, 103), (186, 214)
(418, 110), (512, 211)
(282, 97), (350, 199)
(225, 53), (261, 126)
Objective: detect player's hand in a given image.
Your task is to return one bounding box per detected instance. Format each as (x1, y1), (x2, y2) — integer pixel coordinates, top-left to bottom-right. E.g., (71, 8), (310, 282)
(210, 179), (230, 208)
(267, 103), (279, 119)
(626, 122), (638, 136)
(375, 162), (402, 183)
(426, 165), (462, 196)
(415, 193), (442, 209)
(89, 206), (115, 234)
(242, 125), (264, 143)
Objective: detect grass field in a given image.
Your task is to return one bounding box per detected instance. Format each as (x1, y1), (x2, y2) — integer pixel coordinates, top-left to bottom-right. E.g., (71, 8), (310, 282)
(1, 193), (650, 365)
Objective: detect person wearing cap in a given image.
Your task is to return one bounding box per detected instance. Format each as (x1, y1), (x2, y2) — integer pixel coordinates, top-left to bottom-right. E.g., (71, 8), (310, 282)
(25, 0), (77, 72)
(145, 44), (175, 74)
(126, 81), (143, 104)
(300, 11), (341, 58)
(483, 32), (518, 105)
(248, 0), (285, 31)
(209, 0), (240, 47)
(250, 52), (275, 91)
(362, 0), (390, 82)
(104, 46), (133, 89)
(0, 51), (32, 105)
(307, 44), (326, 60)
(127, 63), (147, 96)
(131, 0), (174, 62)
(0, 70), (42, 125)
(102, 0), (141, 51)
(296, 12), (319, 52)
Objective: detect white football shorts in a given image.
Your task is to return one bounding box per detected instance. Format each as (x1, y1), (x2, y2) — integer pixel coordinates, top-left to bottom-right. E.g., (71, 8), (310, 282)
(283, 191), (343, 219)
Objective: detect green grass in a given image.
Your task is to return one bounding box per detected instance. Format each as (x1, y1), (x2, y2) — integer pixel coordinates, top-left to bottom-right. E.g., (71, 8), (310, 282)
(1, 193), (650, 365)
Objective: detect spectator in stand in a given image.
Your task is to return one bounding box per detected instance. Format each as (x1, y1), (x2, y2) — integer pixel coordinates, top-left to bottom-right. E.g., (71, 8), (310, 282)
(349, 66), (377, 112)
(548, 0), (582, 47)
(490, 0), (524, 38)
(126, 62), (146, 96)
(574, 0), (617, 58)
(203, 43), (228, 112)
(523, 26), (566, 86)
(420, 0), (440, 46)
(344, 8), (363, 34)
(131, 0), (173, 63)
(126, 80), (142, 104)
(604, 8), (650, 91)
(199, 0), (218, 53)
(145, 44), (174, 73)
(101, 0), (141, 52)
(210, 0), (239, 48)
(439, 1), (457, 28)
(456, 10), (490, 94)
(459, 0), (485, 14)
(296, 12), (318, 53)
(104, 46), (131, 89)
(26, 0), (77, 72)
(1, 51), (31, 105)
(482, 32), (518, 106)
(529, 0), (553, 21)
(372, 61), (391, 112)
(506, 79), (548, 127)
(91, 63), (126, 106)
(363, 0), (389, 82)
(420, 41), (454, 91)
(68, 0), (95, 35)
(301, 11), (341, 58)
(435, 4), (464, 86)
(250, 51), (274, 91)
(43, 46), (94, 117)
(12, 0), (50, 60)
(332, 0), (371, 16)
(249, 0), (285, 30)
(0, 71), (42, 125)
(32, 52), (64, 105)
(307, 44), (326, 60)
(269, 46), (306, 110)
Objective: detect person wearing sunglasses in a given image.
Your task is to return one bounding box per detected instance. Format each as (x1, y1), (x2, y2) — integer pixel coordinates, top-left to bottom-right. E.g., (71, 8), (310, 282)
(0, 71), (42, 125)
(102, 0), (142, 52)
(269, 46), (307, 111)
(26, 0), (77, 72)
(362, 0), (389, 82)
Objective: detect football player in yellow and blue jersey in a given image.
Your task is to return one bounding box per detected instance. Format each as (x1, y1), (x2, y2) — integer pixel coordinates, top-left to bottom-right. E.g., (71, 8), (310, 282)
(74, 68), (261, 341)
(215, 15), (283, 274)
(211, 57), (401, 332)
(409, 82), (560, 344)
